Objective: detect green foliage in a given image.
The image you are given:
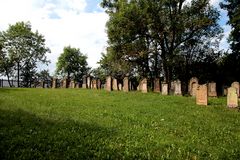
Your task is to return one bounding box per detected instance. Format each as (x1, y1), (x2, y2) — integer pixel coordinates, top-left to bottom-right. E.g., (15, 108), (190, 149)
(56, 46), (89, 82)
(0, 88), (240, 159)
(101, 0), (223, 88)
(0, 21), (50, 87)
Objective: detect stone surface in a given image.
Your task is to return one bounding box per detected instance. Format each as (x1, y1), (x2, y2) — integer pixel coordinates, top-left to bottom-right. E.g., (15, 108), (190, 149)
(40, 81), (44, 88)
(189, 77), (198, 96)
(227, 87), (238, 108)
(92, 79), (97, 89)
(112, 78), (118, 91)
(231, 81), (239, 97)
(62, 78), (68, 88)
(118, 83), (123, 91)
(82, 76), (87, 89)
(70, 80), (75, 88)
(105, 76), (112, 91)
(154, 78), (160, 93)
(174, 80), (182, 95)
(141, 78), (148, 93)
(196, 84), (208, 106)
(87, 77), (91, 89)
(123, 77), (129, 92)
(208, 82), (217, 97)
(161, 83), (168, 95)
(97, 79), (101, 89)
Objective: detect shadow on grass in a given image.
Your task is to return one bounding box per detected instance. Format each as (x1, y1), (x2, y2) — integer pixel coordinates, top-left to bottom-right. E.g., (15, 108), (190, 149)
(0, 109), (118, 160)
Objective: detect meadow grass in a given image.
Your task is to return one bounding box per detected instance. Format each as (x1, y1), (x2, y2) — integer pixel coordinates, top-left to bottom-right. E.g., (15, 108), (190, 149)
(0, 88), (239, 159)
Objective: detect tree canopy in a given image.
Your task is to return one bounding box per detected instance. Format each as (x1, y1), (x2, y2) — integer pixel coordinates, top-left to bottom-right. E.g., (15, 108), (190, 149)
(56, 46), (89, 82)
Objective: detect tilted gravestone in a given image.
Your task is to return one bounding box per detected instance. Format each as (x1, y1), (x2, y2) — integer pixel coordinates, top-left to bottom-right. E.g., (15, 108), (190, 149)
(189, 77), (198, 96)
(208, 82), (217, 97)
(231, 81), (239, 97)
(227, 87), (238, 108)
(196, 84), (208, 106)
(105, 76), (112, 91)
(92, 79), (97, 89)
(118, 83), (123, 91)
(141, 78), (148, 93)
(123, 77), (129, 92)
(87, 77), (91, 89)
(52, 78), (57, 89)
(161, 82), (168, 95)
(154, 78), (160, 93)
(112, 78), (118, 91)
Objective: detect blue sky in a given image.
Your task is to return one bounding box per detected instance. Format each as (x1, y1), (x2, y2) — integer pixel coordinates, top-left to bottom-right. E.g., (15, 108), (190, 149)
(0, 0), (231, 74)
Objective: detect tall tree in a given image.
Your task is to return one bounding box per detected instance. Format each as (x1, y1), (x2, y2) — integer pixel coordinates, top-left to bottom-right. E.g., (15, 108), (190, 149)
(1, 21), (50, 87)
(101, 0), (223, 91)
(220, 0), (240, 81)
(56, 46), (89, 82)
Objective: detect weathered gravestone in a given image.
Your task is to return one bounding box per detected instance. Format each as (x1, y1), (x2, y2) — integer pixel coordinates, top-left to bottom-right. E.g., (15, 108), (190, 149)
(112, 78), (118, 91)
(62, 78), (68, 88)
(123, 77), (129, 92)
(70, 80), (75, 88)
(87, 77), (91, 89)
(105, 76), (112, 91)
(154, 78), (160, 93)
(208, 82), (217, 97)
(92, 79), (97, 89)
(174, 80), (182, 95)
(196, 84), (208, 106)
(141, 78), (148, 93)
(227, 87), (238, 108)
(162, 82), (168, 95)
(231, 81), (239, 97)
(118, 83), (123, 91)
(40, 81), (45, 88)
(189, 77), (199, 96)
(82, 76), (87, 89)
(52, 78), (57, 89)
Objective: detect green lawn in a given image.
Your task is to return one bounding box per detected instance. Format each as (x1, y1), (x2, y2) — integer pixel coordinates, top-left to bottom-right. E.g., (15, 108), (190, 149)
(0, 88), (239, 159)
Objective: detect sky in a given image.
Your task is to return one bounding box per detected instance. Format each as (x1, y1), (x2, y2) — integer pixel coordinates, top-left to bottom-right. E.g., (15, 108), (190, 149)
(0, 0), (231, 75)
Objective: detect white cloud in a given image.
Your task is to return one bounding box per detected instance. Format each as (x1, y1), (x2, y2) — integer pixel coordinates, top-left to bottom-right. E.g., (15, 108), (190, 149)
(0, 0), (108, 74)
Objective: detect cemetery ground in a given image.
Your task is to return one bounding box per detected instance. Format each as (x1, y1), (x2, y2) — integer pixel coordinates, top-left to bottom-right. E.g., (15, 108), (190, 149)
(0, 88), (239, 160)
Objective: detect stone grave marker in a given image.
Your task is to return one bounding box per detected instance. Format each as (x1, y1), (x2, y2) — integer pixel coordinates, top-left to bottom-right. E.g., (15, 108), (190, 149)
(196, 84), (208, 106)
(118, 83), (123, 91)
(208, 82), (217, 97)
(92, 79), (97, 89)
(70, 80), (75, 88)
(97, 79), (101, 89)
(112, 78), (118, 91)
(154, 78), (160, 93)
(123, 77), (129, 92)
(105, 76), (112, 91)
(82, 76), (87, 89)
(162, 82), (168, 95)
(87, 77), (91, 89)
(227, 87), (238, 108)
(62, 78), (68, 88)
(52, 78), (57, 89)
(141, 78), (148, 93)
(174, 80), (182, 95)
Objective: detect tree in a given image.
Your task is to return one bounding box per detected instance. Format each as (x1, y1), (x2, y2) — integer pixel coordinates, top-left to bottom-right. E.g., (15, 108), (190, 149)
(56, 46), (89, 82)
(220, 0), (240, 81)
(101, 0), (223, 91)
(0, 21), (50, 87)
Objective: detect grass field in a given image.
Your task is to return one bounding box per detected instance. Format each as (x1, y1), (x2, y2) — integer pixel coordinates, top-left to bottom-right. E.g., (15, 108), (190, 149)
(0, 88), (239, 159)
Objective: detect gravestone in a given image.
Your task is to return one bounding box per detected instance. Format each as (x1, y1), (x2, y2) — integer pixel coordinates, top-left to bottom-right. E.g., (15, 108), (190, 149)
(92, 79), (97, 89)
(105, 76), (112, 91)
(231, 81), (239, 97)
(227, 87), (238, 108)
(174, 80), (182, 95)
(82, 76), (87, 89)
(70, 80), (75, 88)
(62, 78), (68, 88)
(141, 78), (148, 93)
(87, 77), (91, 89)
(75, 83), (80, 88)
(118, 83), (123, 91)
(112, 78), (118, 91)
(154, 78), (160, 93)
(52, 78), (57, 89)
(162, 82), (168, 95)
(208, 82), (217, 97)
(189, 77), (199, 96)
(40, 81), (45, 88)
(196, 84), (208, 106)
(123, 77), (129, 92)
